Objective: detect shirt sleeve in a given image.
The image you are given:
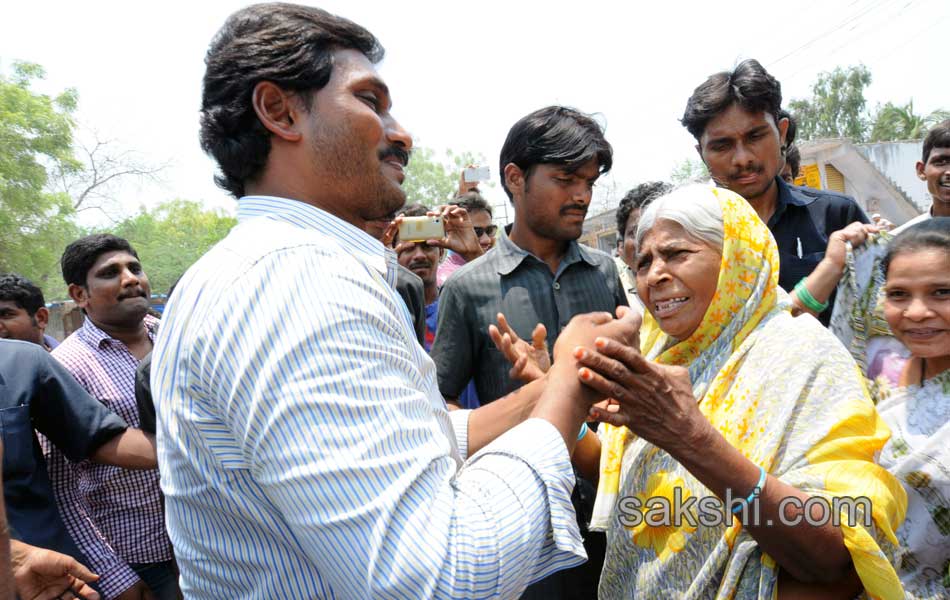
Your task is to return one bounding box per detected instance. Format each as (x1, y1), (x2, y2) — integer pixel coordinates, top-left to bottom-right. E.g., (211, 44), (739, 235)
(430, 279), (477, 399)
(39, 440), (142, 599)
(31, 350), (128, 463)
(212, 252), (586, 598)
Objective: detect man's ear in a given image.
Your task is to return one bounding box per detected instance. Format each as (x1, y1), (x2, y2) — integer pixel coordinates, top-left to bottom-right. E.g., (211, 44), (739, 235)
(777, 116), (790, 148)
(33, 306), (49, 331)
(916, 160), (927, 181)
(504, 163), (525, 200)
(251, 81), (304, 143)
(67, 283), (88, 308)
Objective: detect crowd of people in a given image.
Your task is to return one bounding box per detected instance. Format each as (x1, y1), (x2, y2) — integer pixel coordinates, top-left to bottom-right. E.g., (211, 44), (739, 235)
(2, 3), (948, 599)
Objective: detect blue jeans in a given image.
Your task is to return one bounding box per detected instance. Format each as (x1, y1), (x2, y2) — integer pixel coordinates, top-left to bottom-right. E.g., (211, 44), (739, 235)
(130, 560), (181, 600)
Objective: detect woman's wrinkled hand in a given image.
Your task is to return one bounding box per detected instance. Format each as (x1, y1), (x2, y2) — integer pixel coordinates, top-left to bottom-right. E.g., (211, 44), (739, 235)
(576, 335), (711, 455)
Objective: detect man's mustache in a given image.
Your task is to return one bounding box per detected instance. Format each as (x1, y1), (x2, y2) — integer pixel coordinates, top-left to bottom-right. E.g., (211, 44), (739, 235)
(408, 260), (432, 271)
(118, 290), (147, 300)
(379, 145), (410, 168)
(560, 204), (588, 215)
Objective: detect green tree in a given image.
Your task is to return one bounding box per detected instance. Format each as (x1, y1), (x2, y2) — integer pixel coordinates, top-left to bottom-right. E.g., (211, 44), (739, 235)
(111, 200), (236, 295)
(789, 65), (873, 142)
(869, 100), (950, 142)
(670, 158), (709, 185)
(402, 146), (484, 207)
(0, 61), (83, 293)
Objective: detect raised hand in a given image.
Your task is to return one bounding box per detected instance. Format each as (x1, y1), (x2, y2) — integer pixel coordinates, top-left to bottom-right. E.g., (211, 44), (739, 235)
(488, 313), (549, 383)
(424, 205), (484, 262)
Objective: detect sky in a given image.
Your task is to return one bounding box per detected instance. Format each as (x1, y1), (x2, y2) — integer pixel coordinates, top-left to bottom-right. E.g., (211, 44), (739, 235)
(2, 0), (947, 225)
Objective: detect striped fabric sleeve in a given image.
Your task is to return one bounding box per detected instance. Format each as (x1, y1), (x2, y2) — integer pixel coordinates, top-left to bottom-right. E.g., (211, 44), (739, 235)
(449, 409), (471, 461)
(206, 248), (585, 598)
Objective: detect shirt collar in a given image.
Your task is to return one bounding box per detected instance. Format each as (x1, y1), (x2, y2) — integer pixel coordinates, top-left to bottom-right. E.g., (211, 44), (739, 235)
(494, 227), (598, 276)
(237, 195), (397, 286)
(768, 176), (813, 227)
(78, 313), (159, 350)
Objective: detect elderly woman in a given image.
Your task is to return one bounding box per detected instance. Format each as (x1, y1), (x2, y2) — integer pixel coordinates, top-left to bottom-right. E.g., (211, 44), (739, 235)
(494, 185), (908, 598)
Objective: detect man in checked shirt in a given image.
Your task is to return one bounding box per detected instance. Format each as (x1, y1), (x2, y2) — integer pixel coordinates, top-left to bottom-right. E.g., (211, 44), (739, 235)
(43, 234), (178, 600)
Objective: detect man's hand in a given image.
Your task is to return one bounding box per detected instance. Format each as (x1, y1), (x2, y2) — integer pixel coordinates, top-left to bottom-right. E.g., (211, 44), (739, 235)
(114, 581), (156, 600)
(488, 313), (550, 383)
(424, 205), (484, 262)
(11, 539), (100, 600)
(457, 164), (480, 196)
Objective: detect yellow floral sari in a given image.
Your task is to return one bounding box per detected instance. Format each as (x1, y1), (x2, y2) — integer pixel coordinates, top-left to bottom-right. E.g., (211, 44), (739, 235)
(592, 188), (908, 599)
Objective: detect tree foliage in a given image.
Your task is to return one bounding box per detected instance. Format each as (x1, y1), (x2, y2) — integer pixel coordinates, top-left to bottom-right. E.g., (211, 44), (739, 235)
(402, 146), (484, 207)
(869, 100), (950, 142)
(670, 158), (709, 185)
(0, 61), (83, 291)
(788, 65), (873, 142)
(110, 200), (236, 296)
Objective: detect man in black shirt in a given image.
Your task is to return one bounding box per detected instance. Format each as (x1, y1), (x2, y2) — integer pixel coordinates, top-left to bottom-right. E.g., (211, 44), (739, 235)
(0, 339), (156, 567)
(681, 59), (868, 323)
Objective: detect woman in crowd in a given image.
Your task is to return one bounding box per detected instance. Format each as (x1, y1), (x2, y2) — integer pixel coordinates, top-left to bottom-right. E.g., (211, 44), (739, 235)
(495, 185), (908, 598)
(865, 219), (949, 598)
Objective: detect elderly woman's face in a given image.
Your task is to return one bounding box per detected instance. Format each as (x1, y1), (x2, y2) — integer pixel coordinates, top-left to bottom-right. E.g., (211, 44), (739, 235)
(635, 219), (721, 340)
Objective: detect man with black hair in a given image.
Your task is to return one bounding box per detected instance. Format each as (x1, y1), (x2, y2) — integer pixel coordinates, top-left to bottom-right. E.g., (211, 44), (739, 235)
(614, 182), (673, 311)
(909, 119), (950, 224)
(431, 105), (628, 598)
(45, 234), (174, 600)
(152, 5), (637, 598)
(781, 144), (802, 184)
(682, 59), (868, 324)
(0, 274), (58, 350)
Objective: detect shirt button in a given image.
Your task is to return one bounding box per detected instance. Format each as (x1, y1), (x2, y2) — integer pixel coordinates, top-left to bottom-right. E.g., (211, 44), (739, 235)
(553, 282), (561, 291)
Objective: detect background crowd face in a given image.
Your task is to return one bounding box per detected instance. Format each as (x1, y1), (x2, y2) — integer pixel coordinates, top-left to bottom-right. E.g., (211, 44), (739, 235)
(303, 49), (412, 227)
(621, 209), (641, 271)
(516, 159), (600, 242)
(468, 209), (496, 252)
(918, 146), (950, 209)
(635, 219), (720, 340)
(397, 241), (442, 286)
(884, 248), (950, 364)
(699, 104), (789, 202)
(0, 301), (47, 344)
(70, 250), (151, 329)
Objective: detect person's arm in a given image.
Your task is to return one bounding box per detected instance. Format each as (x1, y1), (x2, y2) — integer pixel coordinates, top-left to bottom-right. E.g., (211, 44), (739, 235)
(791, 222), (879, 318)
(210, 252), (648, 597)
(90, 429), (157, 470)
(579, 339), (860, 586)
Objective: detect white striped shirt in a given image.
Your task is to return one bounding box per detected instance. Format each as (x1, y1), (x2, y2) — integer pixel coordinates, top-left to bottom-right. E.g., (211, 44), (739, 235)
(152, 196), (585, 599)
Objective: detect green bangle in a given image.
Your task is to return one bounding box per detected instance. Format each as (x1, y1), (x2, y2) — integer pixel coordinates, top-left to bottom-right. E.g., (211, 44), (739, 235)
(794, 277), (828, 313)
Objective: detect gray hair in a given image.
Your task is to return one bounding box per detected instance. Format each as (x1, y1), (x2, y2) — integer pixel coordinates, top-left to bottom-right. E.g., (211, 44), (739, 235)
(636, 184), (724, 249)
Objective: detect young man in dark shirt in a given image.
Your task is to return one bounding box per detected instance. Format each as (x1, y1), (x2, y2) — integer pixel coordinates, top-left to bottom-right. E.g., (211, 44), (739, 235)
(432, 105), (626, 599)
(681, 59), (868, 324)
